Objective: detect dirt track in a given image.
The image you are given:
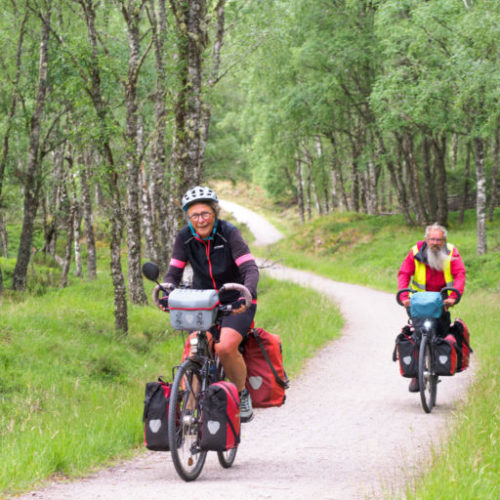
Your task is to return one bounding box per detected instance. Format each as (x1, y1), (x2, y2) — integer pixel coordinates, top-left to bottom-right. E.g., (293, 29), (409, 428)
(14, 202), (474, 500)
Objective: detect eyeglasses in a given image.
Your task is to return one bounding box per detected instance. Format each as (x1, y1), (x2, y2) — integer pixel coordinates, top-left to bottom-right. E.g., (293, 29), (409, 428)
(188, 211), (213, 222)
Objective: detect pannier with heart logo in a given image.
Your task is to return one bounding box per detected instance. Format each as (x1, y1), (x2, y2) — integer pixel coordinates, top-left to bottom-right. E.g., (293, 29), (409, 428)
(168, 288), (219, 331)
(242, 328), (289, 408)
(143, 378), (177, 451)
(392, 325), (419, 378)
(432, 334), (458, 376)
(199, 381), (240, 451)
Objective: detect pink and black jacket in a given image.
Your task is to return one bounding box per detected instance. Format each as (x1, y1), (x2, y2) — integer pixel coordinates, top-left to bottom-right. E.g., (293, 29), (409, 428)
(164, 220), (259, 305)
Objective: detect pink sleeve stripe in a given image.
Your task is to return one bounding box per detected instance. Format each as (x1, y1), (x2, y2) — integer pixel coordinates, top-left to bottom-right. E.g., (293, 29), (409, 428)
(235, 253), (255, 266)
(169, 258), (186, 269)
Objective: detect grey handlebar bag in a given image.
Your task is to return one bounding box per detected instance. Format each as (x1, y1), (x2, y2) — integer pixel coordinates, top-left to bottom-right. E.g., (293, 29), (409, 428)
(168, 288), (219, 331)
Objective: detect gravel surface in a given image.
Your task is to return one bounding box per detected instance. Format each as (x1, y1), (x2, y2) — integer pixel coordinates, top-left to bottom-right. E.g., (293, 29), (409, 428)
(13, 202), (474, 500)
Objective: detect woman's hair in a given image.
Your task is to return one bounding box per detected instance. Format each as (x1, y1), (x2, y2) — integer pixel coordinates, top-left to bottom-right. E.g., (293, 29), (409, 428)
(186, 200), (220, 219)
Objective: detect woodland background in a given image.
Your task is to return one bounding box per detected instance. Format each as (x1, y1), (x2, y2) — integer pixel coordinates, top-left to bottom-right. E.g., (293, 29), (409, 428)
(0, 0), (499, 332)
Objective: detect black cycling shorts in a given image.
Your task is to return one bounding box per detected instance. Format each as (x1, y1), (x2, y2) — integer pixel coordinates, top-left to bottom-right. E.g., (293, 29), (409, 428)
(219, 303), (257, 337)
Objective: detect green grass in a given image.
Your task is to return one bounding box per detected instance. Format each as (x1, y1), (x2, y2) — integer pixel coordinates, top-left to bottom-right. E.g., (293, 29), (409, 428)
(0, 260), (342, 496)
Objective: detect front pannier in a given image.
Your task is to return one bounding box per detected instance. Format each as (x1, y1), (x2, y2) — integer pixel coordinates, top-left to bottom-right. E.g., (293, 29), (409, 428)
(200, 381), (240, 451)
(143, 378), (177, 451)
(393, 327), (419, 378)
(432, 334), (458, 376)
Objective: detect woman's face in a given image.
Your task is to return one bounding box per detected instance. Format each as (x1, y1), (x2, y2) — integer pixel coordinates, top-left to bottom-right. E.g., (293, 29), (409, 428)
(187, 202), (216, 239)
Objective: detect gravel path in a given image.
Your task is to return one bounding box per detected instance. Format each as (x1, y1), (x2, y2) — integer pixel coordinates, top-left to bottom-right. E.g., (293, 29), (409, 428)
(14, 202), (474, 500)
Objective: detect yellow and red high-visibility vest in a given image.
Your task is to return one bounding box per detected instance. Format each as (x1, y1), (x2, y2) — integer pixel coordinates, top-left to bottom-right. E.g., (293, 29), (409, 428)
(410, 243), (455, 292)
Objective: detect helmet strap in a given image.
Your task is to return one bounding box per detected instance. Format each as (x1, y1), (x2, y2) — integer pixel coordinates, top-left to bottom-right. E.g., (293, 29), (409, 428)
(188, 219), (218, 241)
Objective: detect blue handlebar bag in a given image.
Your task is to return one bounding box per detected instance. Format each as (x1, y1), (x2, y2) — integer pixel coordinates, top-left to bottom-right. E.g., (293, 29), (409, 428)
(410, 292), (443, 319)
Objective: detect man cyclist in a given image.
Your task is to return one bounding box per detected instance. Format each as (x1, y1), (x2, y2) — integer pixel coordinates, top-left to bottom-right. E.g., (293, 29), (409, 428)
(398, 223), (466, 392)
(162, 186), (259, 422)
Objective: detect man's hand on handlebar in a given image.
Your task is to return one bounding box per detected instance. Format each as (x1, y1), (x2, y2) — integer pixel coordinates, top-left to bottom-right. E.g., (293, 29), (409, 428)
(443, 297), (456, 309)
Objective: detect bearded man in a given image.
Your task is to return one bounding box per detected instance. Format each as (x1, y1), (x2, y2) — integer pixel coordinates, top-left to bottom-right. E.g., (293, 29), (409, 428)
(398, 223), (466, 392)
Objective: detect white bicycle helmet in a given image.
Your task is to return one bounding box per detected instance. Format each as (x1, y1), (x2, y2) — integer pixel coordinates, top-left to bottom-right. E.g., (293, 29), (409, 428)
(181, 186), (219, 211)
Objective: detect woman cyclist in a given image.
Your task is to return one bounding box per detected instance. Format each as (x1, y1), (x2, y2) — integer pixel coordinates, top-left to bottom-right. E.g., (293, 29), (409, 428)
(161, 186), (259, 422)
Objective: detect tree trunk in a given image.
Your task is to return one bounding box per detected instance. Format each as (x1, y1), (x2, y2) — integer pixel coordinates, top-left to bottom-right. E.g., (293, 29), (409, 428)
(459, 140), (472, 224)
(365, 160), (378, 215)
(421, 136), (437, 222)
(60, 198), (75, 288)
(79, 152), (97, 280)
(0, 9), (27, 208)
(402, 132), (426, 223)
(12, 5), (51, 291)
(432, 134), (448, 227)
(0, 213), (8, 257)
(295, 155), (305, 224)
(378, 135), (413, 224)
(122, 0), (148, 305)
(140, 162), (157, 260)
(474, 137), (487, 255)
(199, 0), (225, 163)
(79, 0), (127, 332)
(170, 0), (208, 186)
(328, 134), (347, 211)
(147, 0), (170, 270)
(487, 125), (499, 222)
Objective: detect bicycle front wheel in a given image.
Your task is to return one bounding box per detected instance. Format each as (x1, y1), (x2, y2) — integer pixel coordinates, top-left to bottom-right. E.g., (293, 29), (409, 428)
(217, 447), (238, 468)
(418, 335), (438, 413)
(168, 360), (207, 481)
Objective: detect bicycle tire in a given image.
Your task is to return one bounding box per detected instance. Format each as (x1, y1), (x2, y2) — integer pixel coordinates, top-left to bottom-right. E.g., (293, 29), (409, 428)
(168, 359), (208, 481)
(418, 335), (437, 413)
(217, 446), (238, 468)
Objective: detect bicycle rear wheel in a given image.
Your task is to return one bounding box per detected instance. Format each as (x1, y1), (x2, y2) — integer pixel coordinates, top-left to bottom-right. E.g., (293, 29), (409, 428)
(418, 335), (437, 413)
(168, 360), (207, 481)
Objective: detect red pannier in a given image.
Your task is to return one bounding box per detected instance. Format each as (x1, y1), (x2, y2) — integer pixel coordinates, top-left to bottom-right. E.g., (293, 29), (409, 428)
(243, 328), (289, 408)
(450, 318), (473, 372)
(200, 381), (240, 451)
(432, 334), (458, 376)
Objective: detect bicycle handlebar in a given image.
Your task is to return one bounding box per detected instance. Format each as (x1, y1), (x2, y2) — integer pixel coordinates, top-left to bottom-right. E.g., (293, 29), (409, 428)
(218, 282), (253, 314)
(152, 282), (176, 308)
(396, 287), (462, 307)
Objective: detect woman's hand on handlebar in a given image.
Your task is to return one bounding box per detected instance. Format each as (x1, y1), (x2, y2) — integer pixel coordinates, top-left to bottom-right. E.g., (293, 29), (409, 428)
(158, 295), (170, 312)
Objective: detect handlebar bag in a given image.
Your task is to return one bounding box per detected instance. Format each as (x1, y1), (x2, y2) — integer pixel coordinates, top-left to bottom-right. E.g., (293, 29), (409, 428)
(242, 328), (289, 408)
(200, 381), (240, 451)
(393, 326), (419, 378)
(143, 379), (177, 451)
(432, 334), (458, 376)
(168, 289), (219, 331)
(410, 292), (443, 319)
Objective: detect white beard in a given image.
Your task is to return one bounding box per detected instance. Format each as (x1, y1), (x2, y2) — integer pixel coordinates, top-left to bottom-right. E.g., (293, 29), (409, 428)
(427, 246), (448, 271)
